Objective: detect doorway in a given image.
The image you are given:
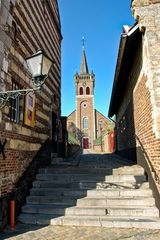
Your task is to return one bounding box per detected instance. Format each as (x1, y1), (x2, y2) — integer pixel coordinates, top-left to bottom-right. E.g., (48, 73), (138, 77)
(83, 137), (89, 149)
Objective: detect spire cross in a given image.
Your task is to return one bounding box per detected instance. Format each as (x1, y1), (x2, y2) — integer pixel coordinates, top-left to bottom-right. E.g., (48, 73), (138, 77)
(81, 37), (86, 49)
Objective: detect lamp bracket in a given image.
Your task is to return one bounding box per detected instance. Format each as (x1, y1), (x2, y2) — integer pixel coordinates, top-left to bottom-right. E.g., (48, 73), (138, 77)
(0, 75), (48, 109)
(0, 86), (41, 109)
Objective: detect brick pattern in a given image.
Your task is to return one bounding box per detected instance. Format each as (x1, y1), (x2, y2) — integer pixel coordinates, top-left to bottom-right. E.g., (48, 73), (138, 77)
(134, 76), (160, 185)
(0, 139), (51, 231)
(115, 0), (160, 189)
(130, 0), (160, 191)
(132, 0), (160, 139)
(0, 0), (62, 215)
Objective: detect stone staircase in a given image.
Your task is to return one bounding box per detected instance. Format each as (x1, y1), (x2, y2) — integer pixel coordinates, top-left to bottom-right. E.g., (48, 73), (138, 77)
(19, 155), (160, 229)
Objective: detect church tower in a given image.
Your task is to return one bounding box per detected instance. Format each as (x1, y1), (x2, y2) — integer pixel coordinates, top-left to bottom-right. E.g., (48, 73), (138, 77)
(74, 44), (95, 149)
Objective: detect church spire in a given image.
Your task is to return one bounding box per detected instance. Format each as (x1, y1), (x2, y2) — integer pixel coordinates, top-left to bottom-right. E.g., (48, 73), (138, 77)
(80, 37), (89, 75)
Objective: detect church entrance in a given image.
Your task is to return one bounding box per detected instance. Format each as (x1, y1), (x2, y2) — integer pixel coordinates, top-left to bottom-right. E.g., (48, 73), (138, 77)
(83, 137), (89, 149)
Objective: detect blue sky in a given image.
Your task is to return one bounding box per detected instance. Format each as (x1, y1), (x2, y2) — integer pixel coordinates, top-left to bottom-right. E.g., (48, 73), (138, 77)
(58, 0), (135, 117)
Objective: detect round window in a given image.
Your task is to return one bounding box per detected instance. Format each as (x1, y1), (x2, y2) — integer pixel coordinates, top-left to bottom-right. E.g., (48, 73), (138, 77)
(83, 103), (87, 108)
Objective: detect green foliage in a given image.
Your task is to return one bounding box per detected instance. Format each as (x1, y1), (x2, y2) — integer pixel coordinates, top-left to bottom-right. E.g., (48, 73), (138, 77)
(68, 132), (80, 145)
(94, 136), (102, 145)
(104, 122), (115, 134)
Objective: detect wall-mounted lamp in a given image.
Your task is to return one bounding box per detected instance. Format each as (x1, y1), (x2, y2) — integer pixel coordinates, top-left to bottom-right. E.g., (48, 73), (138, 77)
(0, 49), (53, 108)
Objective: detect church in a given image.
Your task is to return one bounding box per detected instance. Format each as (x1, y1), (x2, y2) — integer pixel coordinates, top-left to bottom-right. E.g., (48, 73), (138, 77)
(67, 45), (113, 150)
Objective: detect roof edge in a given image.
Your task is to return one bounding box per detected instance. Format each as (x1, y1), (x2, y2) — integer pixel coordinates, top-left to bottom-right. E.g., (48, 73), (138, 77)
(108, 23), (139, 117)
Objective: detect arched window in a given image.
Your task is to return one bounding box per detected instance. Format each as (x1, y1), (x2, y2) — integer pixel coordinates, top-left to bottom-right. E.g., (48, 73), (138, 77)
(83, 117), (88, 129)
(86, 87), (90, 95)
(80, 87), (83, 95)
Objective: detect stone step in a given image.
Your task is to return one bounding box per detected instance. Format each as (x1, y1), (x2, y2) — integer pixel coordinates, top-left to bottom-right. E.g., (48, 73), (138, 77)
(19, 214), (160, 229)
(26, 195), (155, 207)
(77, 197), (155, 207)
(33, 180), (79, 189)
(39, 167), (112, 175)
(30, 188), (153, 198)
(19, 213), (55, 225)
(105, 207), (160, 217)
(22, 205), (159, 217)
(39, 165), (144, 175)
(26, 196), (77, 205)
(113, 165), (145, 175)
(33, 180), (149, 190)
(79, 181), (149, 190)
(50, 215), (160, 229)
(36, 173), (146, 183)
(51, 158), (71, 166)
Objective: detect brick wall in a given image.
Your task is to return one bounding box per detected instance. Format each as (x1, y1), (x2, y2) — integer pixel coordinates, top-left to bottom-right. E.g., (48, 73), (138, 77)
(132, 0), (160, 140)
(134, 76), (160, 188)
(0, 138), (51, 231)
(130, 0), (160, 200)
(0, 0), (62, 229)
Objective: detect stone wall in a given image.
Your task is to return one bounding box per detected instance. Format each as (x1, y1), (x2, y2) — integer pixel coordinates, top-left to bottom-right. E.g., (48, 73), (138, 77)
(132, 0), (160, 139)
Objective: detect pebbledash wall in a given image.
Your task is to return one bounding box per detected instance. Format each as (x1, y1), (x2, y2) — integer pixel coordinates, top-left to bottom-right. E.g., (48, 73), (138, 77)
(0, 0), (62, 228)
(109, 0), (160, 208)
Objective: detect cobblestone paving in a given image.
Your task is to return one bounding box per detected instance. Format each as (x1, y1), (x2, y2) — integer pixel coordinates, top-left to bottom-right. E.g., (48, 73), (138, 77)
(1, 224), (160, 240)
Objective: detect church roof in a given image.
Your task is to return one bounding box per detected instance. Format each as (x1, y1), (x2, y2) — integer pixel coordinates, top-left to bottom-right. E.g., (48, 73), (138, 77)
(80, 48), (89, 75)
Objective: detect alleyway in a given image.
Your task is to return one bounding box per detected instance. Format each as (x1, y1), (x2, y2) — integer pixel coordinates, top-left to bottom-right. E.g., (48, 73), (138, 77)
(1, 150), (160, 239)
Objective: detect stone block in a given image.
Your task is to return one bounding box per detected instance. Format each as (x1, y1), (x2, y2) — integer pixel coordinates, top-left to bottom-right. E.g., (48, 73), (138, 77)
(17, 126), (32, 136)
(10, 0), (16, 6)
(0, 52), (3, 70)
(0, 111), (2, 123)
(0, 70), (5, 80)
(7, 13), (13, 27)
(39, 133), (48, 140)
(2, 0), (10, 10)
(2, 56), (8, 73)
(9, 139), (41, 151)
(0, 28), (12, 49)
(0, 41), (4, 53)
(5, 122), (12, 131)
(36, 110), (50, 122)
(0, 4), (8, 25)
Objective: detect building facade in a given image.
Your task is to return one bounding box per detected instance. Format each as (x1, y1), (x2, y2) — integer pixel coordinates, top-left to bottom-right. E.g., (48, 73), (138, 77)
(109, 0), (160, 208)
(67, 46), (113, 150)
(0, 0), (62, 228)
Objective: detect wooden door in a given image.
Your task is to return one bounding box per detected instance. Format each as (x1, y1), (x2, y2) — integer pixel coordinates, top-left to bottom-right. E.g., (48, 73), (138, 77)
(83, 138), (89, 149)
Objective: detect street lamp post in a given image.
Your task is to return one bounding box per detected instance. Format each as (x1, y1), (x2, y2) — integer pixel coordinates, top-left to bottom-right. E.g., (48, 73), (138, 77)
(99, 120), (103, 152)
(0, 49), (53, 108)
